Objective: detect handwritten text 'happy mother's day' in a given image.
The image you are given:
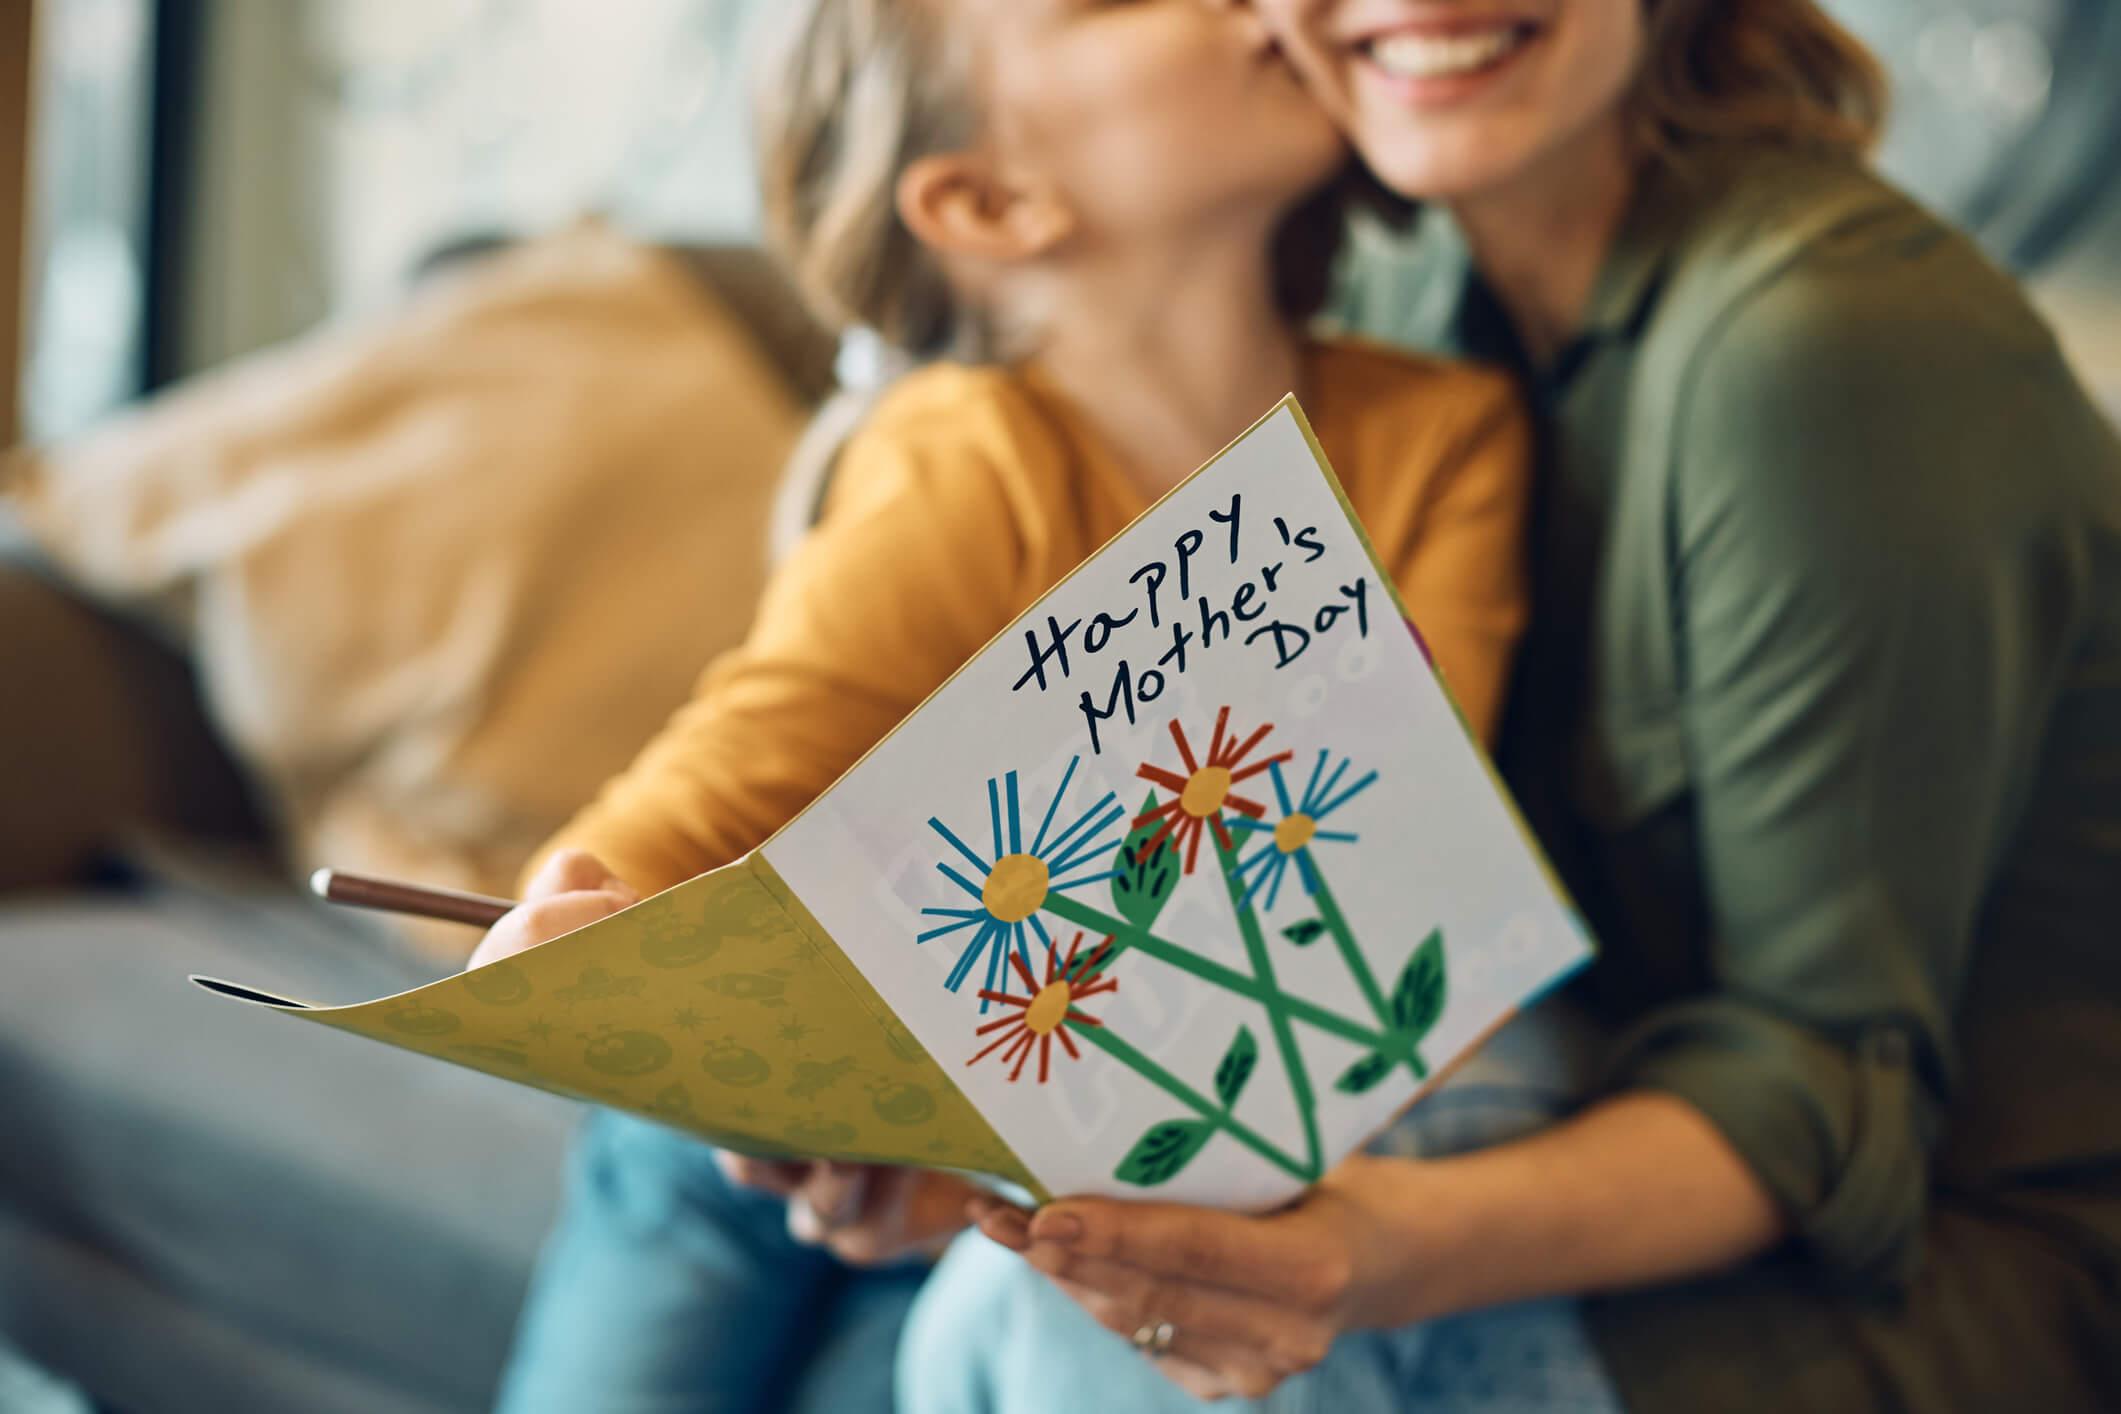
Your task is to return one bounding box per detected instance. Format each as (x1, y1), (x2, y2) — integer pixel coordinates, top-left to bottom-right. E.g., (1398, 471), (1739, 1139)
(1011, 493), (1372, 753)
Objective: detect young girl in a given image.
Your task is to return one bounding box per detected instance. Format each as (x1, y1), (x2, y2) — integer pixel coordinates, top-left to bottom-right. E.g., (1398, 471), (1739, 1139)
(484, 1), (1534, 1407)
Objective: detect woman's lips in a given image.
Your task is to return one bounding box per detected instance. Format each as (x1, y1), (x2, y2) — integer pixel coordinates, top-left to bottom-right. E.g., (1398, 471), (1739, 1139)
(1355, 21), (1539, 103)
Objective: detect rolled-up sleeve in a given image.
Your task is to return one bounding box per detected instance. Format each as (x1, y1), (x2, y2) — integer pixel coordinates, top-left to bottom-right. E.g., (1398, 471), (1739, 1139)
(1604, 280), (2081, 1291)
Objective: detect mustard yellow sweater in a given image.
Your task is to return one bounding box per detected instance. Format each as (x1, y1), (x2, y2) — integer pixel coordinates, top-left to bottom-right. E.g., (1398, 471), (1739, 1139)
(535, 339), (1530, 896)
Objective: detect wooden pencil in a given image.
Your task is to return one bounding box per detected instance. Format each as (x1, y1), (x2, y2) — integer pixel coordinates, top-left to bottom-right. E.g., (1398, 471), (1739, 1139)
(309, 868), (515, 929)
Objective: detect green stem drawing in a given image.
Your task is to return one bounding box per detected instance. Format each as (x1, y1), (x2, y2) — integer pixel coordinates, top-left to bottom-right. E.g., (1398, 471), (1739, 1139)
(1044, 891), (1426, 1071)
(1214, 830), (1322, 1173)
(1310, 868), (1426, 1080)
(1075, 1025), (1316, 1183)
(933, 754), (1450, 1191)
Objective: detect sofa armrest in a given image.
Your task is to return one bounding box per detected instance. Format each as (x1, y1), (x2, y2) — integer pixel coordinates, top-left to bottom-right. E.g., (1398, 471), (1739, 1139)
(0, 533), (263, 889)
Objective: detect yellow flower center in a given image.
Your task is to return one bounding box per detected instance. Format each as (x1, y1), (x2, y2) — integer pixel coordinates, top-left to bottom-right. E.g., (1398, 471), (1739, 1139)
(1179, 766), (1233, 819)
(982, 853), (1050, 923)
(1274, 813), (1318, 853)
(1024, 980), (1073, 1036)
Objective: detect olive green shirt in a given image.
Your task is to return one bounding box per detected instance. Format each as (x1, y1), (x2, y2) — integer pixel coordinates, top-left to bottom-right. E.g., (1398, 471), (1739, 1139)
(1339, 143), (2121, 1411)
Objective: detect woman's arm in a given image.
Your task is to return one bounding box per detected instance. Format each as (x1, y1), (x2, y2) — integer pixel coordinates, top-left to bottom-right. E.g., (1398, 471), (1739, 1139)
(1003, 234), (2108, 1398)
(1349, 1091), (1784, 1323)
(973, 1093), (1779, 1401)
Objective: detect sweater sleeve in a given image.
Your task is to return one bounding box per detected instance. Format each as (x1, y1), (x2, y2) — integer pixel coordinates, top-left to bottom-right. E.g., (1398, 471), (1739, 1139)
(527, 408), (1033, 896)
(1393, 369), (1533, 747)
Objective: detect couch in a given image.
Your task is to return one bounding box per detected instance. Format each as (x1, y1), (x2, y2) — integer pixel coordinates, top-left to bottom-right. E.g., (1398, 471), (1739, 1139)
(0, 243), (836, 1414)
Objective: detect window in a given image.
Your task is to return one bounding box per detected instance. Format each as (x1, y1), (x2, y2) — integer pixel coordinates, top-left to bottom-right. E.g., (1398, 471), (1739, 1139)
(21, 0), (159, 443)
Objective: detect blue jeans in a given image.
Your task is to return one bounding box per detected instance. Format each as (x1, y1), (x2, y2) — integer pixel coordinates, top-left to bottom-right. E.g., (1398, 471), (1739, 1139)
(495, 1109), (928, 1414)
(897, 1000), (1625, 1414)
(502, 1006), (1622, 1412)
(897, 1234), (1624, 1414)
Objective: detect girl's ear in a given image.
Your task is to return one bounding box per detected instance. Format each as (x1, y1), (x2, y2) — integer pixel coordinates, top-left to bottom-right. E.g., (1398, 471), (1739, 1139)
(896, 153), (1076, 265)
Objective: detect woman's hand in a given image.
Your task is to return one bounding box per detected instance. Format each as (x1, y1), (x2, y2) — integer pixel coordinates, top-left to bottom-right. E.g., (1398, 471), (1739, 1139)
(968, 1154), (1435, 1401)
(468, 848), (639, 967)
(720, 1156), (979, 1267)
(969, 1095), (1787, 1400)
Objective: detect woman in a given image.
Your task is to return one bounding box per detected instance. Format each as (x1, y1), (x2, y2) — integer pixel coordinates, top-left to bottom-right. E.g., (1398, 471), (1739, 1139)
(891, 0), (2121, 1409)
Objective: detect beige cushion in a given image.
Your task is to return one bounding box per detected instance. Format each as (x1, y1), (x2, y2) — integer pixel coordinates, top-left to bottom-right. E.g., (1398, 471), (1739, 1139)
(3, 222), (805, 955)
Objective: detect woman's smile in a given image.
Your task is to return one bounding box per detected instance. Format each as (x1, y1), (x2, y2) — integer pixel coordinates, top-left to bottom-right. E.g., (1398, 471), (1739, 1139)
(1352, 12), (1546, 108)
(1258, 0), (1637, 201)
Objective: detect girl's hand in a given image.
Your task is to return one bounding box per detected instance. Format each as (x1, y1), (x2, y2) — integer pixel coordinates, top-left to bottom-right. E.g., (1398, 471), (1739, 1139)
(468, 849), (639, 967)
(721, 1157), (980, 1266)
(968, 1154), (1434, 1401)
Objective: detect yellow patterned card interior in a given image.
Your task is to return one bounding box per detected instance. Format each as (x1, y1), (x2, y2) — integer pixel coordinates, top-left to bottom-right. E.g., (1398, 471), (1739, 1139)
(196, 857), (1041, 1194)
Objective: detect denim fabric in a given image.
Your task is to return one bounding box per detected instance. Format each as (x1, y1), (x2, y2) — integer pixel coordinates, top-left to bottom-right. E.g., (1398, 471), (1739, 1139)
(898, 999), (1622, 1414)
(495, 1110), (927, 1414)
(500, 1007), (1615, 1412)
(0, 1341), (93, 1414)
(898, 1234), (1624, 1414)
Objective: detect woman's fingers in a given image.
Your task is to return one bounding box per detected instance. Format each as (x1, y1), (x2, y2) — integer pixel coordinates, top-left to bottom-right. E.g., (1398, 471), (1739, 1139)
(1043, 1273), (1303, 1400)
(1033, 1251), (1334, 1380)
(1027, 1198), (1350, 1312)
(973, 1195), (1339, 1400)
(1138, 1349), (1242, 1402)
(967, 1194), (1032, 1250)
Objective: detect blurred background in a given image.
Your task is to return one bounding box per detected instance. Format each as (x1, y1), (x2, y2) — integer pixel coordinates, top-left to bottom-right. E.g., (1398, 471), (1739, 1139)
(10, 0), (2120, 446)
(0, 3), (2115, 1413)
(15, 0), (771, 443)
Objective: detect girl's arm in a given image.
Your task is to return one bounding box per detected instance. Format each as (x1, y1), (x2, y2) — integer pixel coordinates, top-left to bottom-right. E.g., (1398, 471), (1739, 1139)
(1385, 366), (1532, 747)
(522, 397), (1035, 897)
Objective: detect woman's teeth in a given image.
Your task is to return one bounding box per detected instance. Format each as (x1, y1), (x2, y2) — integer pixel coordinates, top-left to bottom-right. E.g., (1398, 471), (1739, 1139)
(1367, 26), (1529, 80)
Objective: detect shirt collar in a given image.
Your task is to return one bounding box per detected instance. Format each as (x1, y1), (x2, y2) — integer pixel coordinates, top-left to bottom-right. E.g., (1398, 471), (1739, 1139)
(1441, 152), (1700, 376)
(1578, 154), (1696, 343)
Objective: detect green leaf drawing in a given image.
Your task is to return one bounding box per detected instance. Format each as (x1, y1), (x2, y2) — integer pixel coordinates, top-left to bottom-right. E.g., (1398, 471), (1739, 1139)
(1334, 1051), (1394, 1095)
(1390, 930), (1446, 1040)
(1111, 792), (1179, 929)
(1115, 1119), (1214, 1187)
(1281, 918), (1328, 947)
(1213, 1027), (1259, 1107)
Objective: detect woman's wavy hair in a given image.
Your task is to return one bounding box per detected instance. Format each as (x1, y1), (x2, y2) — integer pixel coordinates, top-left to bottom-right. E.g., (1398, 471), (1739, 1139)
(1633, 0), (1889, 156)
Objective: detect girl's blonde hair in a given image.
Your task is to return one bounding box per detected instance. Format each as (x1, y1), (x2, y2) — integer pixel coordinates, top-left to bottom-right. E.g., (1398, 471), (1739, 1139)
(754, 0), (978, 359)
(752, 0), (1355, 362)
(1635, 0), (1889, 155)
